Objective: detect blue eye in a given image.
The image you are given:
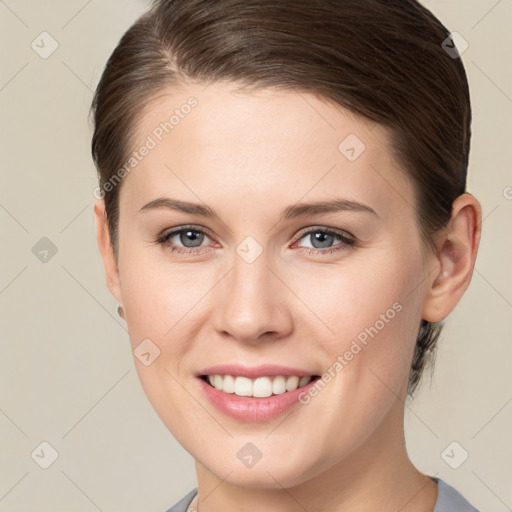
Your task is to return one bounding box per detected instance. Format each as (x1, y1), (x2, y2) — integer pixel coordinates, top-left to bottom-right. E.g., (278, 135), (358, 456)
(154, 226), (356, 256)
(156, 226), (212, 254)
(295, 228), (356, 254)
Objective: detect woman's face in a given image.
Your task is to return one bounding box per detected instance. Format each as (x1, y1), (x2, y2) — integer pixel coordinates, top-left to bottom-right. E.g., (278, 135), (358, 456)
(98, 82), (434, 488)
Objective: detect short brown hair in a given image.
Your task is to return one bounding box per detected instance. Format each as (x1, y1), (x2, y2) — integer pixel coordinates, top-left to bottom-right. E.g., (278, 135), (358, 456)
(90, 0), (471, 396)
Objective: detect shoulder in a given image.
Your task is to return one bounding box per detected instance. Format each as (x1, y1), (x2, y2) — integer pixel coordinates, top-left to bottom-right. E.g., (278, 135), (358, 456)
(433, 477), (480, 512)
(165, 480), (480, 512)
(164, 488), (198, 512)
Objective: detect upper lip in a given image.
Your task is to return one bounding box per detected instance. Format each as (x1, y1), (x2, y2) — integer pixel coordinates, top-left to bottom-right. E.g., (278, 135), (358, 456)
(197, 364), (318, 379)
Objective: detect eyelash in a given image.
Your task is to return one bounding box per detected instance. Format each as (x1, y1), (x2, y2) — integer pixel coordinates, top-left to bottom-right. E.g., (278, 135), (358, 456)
(154, 225), (356, 256)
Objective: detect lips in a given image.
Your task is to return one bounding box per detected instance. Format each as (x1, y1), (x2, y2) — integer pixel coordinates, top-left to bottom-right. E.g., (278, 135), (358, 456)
(196, 364), (321, 422)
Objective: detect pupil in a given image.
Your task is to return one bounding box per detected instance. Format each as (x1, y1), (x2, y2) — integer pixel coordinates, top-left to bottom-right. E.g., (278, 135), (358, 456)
(313, 232), (333, 248)
(181, 230), (203, 247)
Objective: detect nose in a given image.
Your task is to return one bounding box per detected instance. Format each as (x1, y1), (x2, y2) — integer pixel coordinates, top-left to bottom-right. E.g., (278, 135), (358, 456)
(211, 250), (294, 344)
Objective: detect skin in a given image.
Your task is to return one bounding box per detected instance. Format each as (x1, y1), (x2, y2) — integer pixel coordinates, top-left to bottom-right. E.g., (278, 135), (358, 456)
(94, 82), (481, 512)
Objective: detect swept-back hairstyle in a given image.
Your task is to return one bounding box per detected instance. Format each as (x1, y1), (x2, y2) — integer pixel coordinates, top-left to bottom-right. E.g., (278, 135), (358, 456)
(90, 0), (471, 396)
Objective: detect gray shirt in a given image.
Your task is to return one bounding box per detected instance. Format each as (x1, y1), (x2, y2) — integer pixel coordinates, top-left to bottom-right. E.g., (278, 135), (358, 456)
(164, 477), (479, 512)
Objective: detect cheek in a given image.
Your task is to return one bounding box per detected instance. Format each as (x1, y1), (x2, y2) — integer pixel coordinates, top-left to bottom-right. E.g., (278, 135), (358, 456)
(281, 254), (424, 470)
(293, 244), (423, 340)
(299, 245), (425, 400)
(117, 246), (226, 421)
(119, 245), (208, 346)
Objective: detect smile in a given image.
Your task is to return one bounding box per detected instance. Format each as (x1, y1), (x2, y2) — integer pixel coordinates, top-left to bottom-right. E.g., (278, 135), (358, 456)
(202, 374), (317, 397)
(196, 364), (322, 421)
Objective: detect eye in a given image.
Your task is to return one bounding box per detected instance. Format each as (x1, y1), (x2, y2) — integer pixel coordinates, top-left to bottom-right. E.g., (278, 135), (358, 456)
(155, 225), (215, 254)
(154, 225), (356, 256)
(293, 227), (356, 255)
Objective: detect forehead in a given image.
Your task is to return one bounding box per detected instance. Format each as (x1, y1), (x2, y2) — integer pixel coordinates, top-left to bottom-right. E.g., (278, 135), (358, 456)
(121, 82), (415, 220)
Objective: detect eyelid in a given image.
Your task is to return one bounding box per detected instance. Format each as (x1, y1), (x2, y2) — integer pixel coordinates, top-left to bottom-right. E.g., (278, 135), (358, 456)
(158, 224), (216, 242)
(293, 225), (355, 242)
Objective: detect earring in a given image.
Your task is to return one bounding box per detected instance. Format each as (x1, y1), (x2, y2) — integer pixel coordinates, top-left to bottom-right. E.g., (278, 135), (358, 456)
(117, 305), (125, 319)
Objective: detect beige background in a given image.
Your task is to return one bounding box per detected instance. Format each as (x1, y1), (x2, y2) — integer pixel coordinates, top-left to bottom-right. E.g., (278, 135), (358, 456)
(0, 1), (511, 511)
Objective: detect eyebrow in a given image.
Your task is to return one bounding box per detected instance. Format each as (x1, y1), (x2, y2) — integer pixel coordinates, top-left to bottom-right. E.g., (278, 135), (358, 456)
(138, 197), (378, 220)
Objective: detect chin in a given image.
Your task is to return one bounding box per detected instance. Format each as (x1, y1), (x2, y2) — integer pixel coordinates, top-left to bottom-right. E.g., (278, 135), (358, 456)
(196, 446), (324, 490)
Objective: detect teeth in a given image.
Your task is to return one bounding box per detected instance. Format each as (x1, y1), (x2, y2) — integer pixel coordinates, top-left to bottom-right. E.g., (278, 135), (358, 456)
(286, 376), (299, 391)
(205, 375), (313, 397)
(235, 376), (253, 397)
(213, 375), (223, 390)
(272, 376), (287, 395)
(299, 376), (311, 387)
(222, 375), (235, 393)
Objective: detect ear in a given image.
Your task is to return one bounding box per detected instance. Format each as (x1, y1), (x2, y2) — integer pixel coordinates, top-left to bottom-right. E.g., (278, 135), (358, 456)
(421, 193), (482, 322)
(94, 198), (123, 306)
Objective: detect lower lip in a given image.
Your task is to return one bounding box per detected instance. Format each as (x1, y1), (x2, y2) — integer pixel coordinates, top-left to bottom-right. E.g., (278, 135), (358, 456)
(197, 377), (319, 422)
